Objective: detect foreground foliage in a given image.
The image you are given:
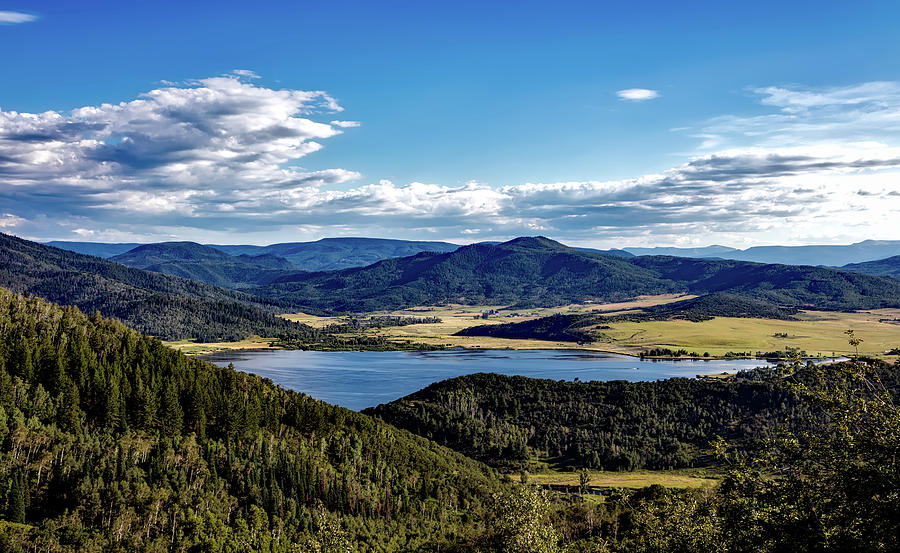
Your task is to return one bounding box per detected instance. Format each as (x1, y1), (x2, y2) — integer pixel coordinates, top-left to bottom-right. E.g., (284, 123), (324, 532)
(0, 288), (498, 551)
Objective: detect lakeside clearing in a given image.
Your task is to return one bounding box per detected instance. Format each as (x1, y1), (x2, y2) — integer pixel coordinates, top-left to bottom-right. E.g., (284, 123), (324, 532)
(164, 335), (276, 355)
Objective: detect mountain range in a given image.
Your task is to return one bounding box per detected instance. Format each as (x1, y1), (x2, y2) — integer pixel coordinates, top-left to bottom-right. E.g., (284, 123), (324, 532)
(49, 237), (900, 269)
(50, 237), (462, 271)
(8, 233), (900, 340)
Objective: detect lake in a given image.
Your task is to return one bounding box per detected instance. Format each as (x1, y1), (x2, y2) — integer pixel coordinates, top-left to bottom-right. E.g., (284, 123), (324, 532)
(202, 349), (772, 411)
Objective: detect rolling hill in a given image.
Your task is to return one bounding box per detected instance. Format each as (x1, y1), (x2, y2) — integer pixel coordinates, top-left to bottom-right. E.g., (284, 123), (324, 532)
(253, 237), (681, 313)
(366, 371), (798, 470)
(250, 236), (900, 314)
(111, 241), (296, 288)
(840, 255), (900, 279)
(0, 232), (314, 341)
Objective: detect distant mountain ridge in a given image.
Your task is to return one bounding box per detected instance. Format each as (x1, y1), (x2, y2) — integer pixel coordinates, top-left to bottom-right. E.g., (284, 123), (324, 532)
(51, 237), (900, 270)
(49, 236), (462, 271)
(45, 240), (143, 258)
(626, 240), (900, 266)
(209, 237), (462, 270)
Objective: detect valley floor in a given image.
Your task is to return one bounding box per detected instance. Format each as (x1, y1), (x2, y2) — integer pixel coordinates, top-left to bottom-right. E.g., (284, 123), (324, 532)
(279, 296), (900, 358)
(165, 294), (900, 359)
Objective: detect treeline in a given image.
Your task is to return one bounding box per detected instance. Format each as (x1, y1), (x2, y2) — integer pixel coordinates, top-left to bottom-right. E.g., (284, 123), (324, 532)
(368, 372), (806, 471)
(322, 316), (442, 334)
(0, 288), (498, 551)
(609, 292), (800, 322)
(455, 313), (598, 343)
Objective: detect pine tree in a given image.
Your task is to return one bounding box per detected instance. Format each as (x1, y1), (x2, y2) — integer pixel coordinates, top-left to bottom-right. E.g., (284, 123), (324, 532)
(8, 470), (26, 523)
(160, 380), (183, 437)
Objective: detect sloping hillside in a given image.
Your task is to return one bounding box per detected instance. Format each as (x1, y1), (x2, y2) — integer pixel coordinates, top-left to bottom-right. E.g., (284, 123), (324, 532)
(841, 255), (900, 279)
(0, 232), (312, 341)
(0, 288), (497, 551)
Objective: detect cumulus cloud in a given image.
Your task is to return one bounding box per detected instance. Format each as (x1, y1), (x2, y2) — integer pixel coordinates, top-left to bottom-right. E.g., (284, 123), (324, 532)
(617, 88), (660, 101)
(0, 11), (36, 24)
(0, 74), (360, 225)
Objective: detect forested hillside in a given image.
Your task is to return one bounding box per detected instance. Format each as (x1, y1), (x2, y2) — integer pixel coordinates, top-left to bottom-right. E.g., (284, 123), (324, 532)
(0, 288), (498, 551)
(254, 237), (680, 313)
(0, 232), (313, 341)
(250, 237), (900, 314)
(367, 371), (803, 470)
(111, 241), (297, 288)
(841, 255), (900, 279)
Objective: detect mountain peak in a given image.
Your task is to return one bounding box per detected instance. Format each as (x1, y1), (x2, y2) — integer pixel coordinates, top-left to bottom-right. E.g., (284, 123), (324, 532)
(501, 236), (568, 250)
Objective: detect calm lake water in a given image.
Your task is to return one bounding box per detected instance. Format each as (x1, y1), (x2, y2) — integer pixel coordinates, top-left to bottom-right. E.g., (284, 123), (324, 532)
(202, 349), (772, 411)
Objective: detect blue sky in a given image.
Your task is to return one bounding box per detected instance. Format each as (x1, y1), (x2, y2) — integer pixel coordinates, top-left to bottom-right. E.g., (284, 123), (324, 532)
(2, 0), (900, 247)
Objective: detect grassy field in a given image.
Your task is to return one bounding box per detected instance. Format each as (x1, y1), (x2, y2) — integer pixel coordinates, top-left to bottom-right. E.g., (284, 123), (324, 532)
(528, 468), (721, 490)
(602, 309), (900, 357)
(281, 297), (687, 354)
(164, 335), (276, 355)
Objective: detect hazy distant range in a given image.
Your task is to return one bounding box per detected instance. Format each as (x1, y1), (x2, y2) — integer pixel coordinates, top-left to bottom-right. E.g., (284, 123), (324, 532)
(46, 237), (900, 271)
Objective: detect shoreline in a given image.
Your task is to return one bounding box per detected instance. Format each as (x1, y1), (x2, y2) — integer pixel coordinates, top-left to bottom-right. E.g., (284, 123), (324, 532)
(167, 337), (854, 363)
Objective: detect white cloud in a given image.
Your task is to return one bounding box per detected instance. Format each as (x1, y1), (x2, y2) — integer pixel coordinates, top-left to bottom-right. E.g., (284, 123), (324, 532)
(231, 69), (260, 79)
(331, 120), (361, 128)
(616, 88), (660, 101)
(0, 10), (36, 24)
(0, 74), (359, 215)
(0, 213), (25, 228)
